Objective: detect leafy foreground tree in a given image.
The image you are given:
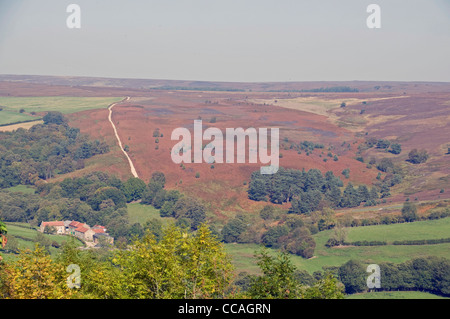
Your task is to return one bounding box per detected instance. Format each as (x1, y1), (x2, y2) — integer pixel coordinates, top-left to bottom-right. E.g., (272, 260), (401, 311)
(0, 245), (77, 299)
(247, 248), (344, 299)
(104, 223), (234, 299)
(0, 224), (234, 299)
(0, 224), (344, 299)
(0, 221), (7, 261)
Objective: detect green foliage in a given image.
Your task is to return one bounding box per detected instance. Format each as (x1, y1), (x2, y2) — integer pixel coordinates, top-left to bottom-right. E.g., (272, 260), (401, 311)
(123, 177), (146, 202)
(108, 224), (234, 299)
(247, 248), (301, 299)
(249, 167), (353, 212)
(247, 248), (344, 299)
(290, 190), (322, 214)
(283, 227), (316, 259)
(43, 111), (67, 125)
(402, 201), (418, 222)
(338, 260), (367, 294)
(260, 205), (276, 220)
(378, 257), (450, 295)
(376, 139), (391, 149)
(407, 149), (429, 164)
(248, 165), (382, 211)
(341, 168), (350, 179)
(248, 179), (267, 202)
(261, 225), (289, 247)
(143, 218), (163, 242)
(0, 225), (236, 299)
(377, 158), (394, 172)
(389, 143), (402, 154)
(0, 245), (77, 299)
(301, 273), (345, 299)
(0, 121), (109, 187)
(221, 215), (248, 243)
(339, 183), (359, 208)
(172, 197), (206, 230)
(260, 217), (316, 259)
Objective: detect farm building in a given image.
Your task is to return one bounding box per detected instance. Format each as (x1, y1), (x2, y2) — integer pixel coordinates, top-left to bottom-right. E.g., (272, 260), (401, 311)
(39, 220), (113, 245)
(40, 221), (65, 235)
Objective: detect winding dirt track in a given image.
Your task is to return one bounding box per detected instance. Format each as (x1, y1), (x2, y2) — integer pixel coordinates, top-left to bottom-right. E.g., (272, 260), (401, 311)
(108, 96), (139, 178)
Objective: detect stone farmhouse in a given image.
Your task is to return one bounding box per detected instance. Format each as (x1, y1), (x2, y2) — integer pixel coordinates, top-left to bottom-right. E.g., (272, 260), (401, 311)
(39, 220), (114, 246)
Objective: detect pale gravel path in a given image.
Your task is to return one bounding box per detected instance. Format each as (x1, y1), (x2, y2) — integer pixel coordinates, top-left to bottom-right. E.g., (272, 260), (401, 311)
(108, 96), (139, 178)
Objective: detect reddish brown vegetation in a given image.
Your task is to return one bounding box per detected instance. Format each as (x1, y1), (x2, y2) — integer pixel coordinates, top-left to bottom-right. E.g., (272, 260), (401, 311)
(1, 77), (448, 214)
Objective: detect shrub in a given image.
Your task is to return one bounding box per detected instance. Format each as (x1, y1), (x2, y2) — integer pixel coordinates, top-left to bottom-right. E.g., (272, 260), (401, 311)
(342, 168), (350, 179)
(401, 201), (418, 222)
(376, 139), (391, 149)
(389, 143), (402, 154)
(377, 158), (394, 172)
(260, 205), (275, 220)
(43, 111), (67, 125)
(407, 149), (429, 164)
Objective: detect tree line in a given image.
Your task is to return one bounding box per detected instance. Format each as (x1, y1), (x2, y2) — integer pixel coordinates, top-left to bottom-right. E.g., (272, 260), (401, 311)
(247, 167), (382, 213)
(336, 258), (450, 296)
(0, 223), (345, 299)
(0, 111), (109, 188)
(0, 170), (207, 246)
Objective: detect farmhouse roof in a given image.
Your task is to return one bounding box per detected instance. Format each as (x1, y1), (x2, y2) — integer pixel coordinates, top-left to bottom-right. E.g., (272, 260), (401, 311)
(69, 221), (83, 228)
(75, 226), (90, 233)
(42, 221), (64, 227)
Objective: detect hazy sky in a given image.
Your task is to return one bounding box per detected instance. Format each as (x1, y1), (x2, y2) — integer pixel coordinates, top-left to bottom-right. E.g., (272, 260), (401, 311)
(0, 0), (450, 82)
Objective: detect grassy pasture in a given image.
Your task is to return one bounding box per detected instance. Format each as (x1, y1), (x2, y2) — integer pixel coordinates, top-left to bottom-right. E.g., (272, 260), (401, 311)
(6, 185), (36, 194)
(0, 96), (121, 120)
(127, 202), (174, 226)
(1, 222), (84, 262)
(225, 217), (450, 275)
(0, 110), (37, 126)
(344, 217), (450, 243)
(347, 291), (448, 299)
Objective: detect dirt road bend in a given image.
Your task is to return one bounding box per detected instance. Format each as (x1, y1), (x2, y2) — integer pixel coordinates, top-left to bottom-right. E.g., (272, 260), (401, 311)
(108, 96), (139, 178)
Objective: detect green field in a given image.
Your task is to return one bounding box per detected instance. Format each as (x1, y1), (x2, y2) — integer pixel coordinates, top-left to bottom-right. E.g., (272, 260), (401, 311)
(345, 217), (450, 243)
(127, 202), (175, 226)
(225, 217), (450, 275)
(0, 110), (37, 126)
(1, 222), (83, 262)
(6, 185), (36, 194)
(0, 96), (122, 125)
(347, 291), (448, 299)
